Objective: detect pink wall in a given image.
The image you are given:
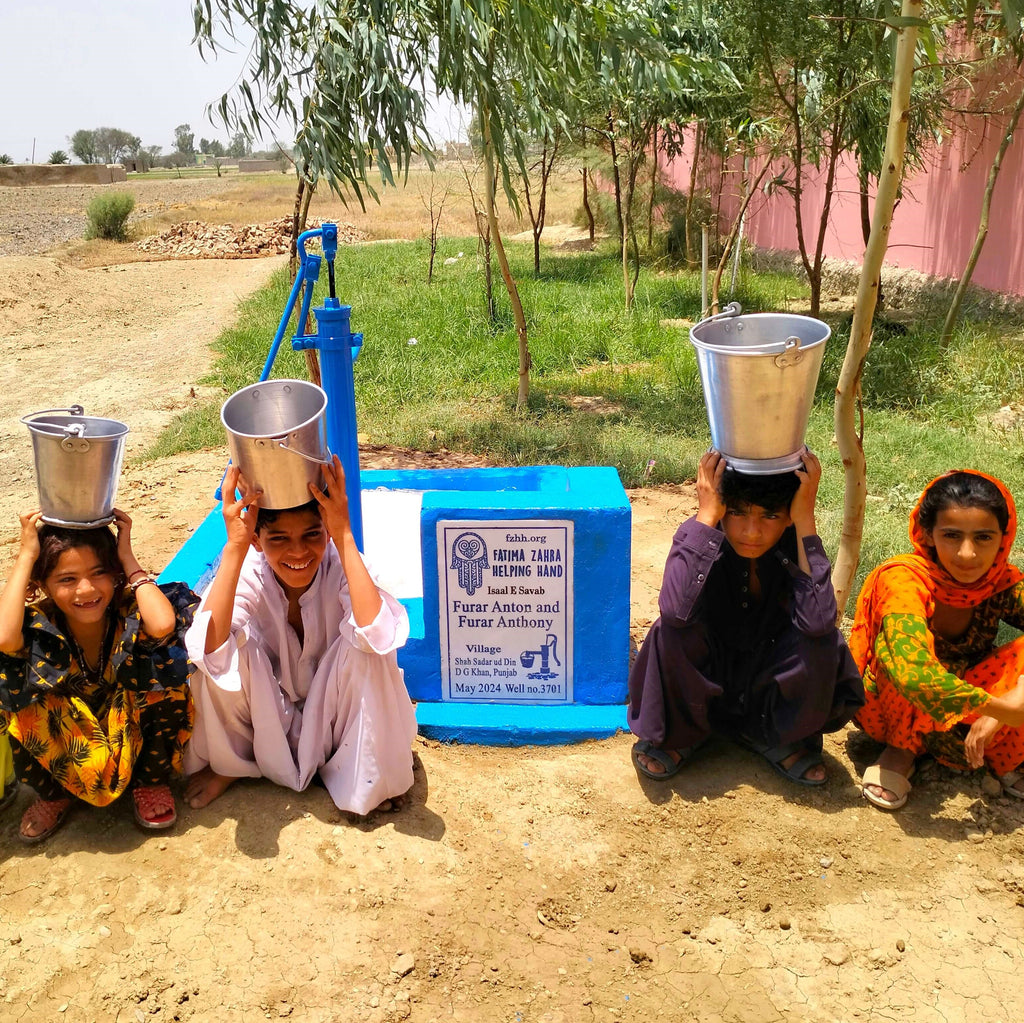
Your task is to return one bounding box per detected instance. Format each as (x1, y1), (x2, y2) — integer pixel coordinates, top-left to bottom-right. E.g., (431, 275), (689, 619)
(659, 90), (1024, 297)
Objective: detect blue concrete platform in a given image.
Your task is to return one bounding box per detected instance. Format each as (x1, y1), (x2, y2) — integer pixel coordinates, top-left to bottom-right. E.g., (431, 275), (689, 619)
(161, 465), (631, 745)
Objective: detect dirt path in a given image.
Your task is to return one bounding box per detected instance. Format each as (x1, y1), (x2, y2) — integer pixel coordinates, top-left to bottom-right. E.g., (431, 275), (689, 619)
(1, 230), (1024, 1021)
(0, 255), (286, 572)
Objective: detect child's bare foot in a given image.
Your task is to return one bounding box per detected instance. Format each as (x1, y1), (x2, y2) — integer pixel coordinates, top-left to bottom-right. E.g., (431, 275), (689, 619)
(186, 767), (238, 809)
(344, 792), (408, 822)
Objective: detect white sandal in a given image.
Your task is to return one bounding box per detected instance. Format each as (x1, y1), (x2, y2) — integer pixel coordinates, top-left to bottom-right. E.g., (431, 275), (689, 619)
(862, 762), (915, 811)
(998, 770), (1024, 800)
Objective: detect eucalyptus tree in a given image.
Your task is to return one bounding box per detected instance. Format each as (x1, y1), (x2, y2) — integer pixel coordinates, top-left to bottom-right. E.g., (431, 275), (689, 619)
(193, 0), (682, 406)
(832, 0), (1024, 616)
(577, 2), (737, 309)
(940, 10), (1024, 345)
(724, 0), (929, 317)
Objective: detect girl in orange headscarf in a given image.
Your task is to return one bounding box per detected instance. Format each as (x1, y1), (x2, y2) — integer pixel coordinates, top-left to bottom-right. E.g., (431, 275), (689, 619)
(850, 470), (1024, 810)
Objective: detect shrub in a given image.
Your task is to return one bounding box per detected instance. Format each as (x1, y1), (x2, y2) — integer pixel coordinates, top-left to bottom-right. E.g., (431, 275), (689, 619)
(85, 192), (135, 241)
(0, 154), (12, 165)
(48, 150), (69, 164)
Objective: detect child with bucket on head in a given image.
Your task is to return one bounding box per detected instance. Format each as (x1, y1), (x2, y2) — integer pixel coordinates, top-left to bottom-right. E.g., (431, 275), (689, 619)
(183, 454), (418, 816)
(628, 449), (864, 786)
(0, 509), (198, 843)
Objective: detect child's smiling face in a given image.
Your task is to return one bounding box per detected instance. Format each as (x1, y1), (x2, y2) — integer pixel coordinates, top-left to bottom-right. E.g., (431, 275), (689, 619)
(721, 501), (792, 560)
(44, 546), (117, 627)
(253, 507), (328, 596)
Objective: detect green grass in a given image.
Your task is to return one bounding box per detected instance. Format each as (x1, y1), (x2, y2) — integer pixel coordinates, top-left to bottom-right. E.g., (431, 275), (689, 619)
(149, 237), (1024, 593)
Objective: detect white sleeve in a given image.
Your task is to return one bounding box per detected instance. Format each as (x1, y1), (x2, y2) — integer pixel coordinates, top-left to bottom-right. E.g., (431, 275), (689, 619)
(332, 548), (410, 655)
(347, 589), (410, 655)
(183, 550), (263, 686)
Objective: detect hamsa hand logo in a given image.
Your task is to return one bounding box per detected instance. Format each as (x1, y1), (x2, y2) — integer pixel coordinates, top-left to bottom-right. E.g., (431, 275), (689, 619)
(450, 532), (489, 595)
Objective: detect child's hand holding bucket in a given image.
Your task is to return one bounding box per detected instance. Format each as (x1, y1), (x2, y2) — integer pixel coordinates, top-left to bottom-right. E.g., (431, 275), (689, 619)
(695, 450), (727, 528)
(310, 455), (352, 544)
(17, 510), (44, 563)
(221, 465), (261, 551)
(789, 447), (822, 534)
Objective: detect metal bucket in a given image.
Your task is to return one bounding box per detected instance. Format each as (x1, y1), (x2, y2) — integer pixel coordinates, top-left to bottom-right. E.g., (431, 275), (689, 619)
(221, 379), (331, 510)
(21, 405), (129, 527)
(689, 303), (829, 474)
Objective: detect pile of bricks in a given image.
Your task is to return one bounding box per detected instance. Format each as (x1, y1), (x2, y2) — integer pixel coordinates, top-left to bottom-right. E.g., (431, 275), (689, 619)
(136, 217), (366, 259)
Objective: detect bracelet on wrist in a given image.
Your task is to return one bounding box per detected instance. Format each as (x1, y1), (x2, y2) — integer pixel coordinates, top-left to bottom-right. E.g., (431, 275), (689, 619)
(130, 576), (157, 593)
(127, 569), (149, 582)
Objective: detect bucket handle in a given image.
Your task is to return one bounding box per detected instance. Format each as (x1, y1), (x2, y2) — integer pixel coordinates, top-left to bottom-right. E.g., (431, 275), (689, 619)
(21, 404), (87, 433)
(277, 437), (334, 465)
(774, 336), (804, 368)
(696, 302), (742, 327)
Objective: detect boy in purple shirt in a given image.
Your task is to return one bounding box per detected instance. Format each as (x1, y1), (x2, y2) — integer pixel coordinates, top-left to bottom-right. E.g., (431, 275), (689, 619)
(629, 449), (863, 785)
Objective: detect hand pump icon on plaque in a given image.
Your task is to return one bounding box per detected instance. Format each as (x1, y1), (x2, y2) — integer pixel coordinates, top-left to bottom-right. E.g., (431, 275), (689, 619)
(520, 634), (560, 680)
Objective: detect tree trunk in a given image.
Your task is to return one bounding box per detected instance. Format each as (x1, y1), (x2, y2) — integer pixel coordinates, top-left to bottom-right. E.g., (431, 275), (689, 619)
(458, 157), (496, 320)
(622, 148), (640, 311)
(626, 146), (643, 307)
(858, 163), (871, 247)
(295, 178), (320, 385)
(534, 137), (558, 272)
(832, 0), (921, 619)
(711, 160), (772, 312)
(807, 82), (848, 317)
(941, 76), (1024, 346)
(289, 174), (306, 281)
(684, 121), (702, 265)
(787, 63), (818, 313)
(581, 167), (595, 242)
(647, 123), (658, 249)
(522, 154), (540, 274)
(607, 113), (624, 247)
(857, 161), (885, 309)
(481, 105), (531, 407)
(523, 136), (559, 275)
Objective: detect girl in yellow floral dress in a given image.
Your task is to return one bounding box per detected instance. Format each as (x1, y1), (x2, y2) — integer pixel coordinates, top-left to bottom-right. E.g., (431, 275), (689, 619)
(0, 509), (198, 843)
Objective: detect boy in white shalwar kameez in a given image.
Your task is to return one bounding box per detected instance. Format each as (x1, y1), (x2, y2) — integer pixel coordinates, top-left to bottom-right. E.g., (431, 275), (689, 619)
(184, 458), (417, 816)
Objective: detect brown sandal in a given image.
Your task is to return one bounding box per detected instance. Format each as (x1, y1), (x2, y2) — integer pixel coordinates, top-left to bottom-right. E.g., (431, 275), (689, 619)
(18, 797), (73, 845)
(132, 785), (177, 830)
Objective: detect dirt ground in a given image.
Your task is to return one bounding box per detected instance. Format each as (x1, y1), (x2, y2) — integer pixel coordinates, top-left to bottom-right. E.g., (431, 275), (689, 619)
(1, 186), (1024, 1023)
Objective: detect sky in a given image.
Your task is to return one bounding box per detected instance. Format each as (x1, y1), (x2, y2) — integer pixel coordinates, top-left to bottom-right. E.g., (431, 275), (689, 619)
(0, 1), (462, 162)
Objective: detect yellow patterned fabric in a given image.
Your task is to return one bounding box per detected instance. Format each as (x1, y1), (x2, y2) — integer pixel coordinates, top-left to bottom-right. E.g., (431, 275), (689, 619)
(0, 582), (197, 807)
(0, 735), (13, 796)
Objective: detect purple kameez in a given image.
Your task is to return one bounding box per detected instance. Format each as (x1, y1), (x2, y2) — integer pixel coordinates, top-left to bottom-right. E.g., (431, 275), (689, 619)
(629, 517), (863, 753)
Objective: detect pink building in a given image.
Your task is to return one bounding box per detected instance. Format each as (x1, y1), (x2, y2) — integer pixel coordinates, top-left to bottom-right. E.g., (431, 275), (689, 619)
(658, 72), (1024, 298)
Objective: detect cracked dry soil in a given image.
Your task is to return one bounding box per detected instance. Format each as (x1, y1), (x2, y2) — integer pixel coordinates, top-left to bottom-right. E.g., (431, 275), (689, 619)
(2, 250), (1024, 1023)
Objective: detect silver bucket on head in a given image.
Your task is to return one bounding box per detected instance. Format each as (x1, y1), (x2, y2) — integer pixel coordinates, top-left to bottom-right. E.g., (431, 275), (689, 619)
(690, 303), (829, 474)
(21, 405), (129, 527)
(221, 379), (331, 510)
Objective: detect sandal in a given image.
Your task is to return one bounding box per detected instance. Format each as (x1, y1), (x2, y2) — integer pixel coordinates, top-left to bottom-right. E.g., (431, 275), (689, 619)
(132, 784), (177, 831)
(631, 739), (697, 780)
(0, 779), (19, 815)
(862, 762), (916, 811)
(741, 735), (827, 788)
(18, 797), (73, 845)
(998, 770), (1024, 800)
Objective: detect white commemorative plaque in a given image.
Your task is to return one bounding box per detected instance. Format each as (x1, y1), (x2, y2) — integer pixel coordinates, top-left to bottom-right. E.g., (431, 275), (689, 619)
(437, 519), (574, 703)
